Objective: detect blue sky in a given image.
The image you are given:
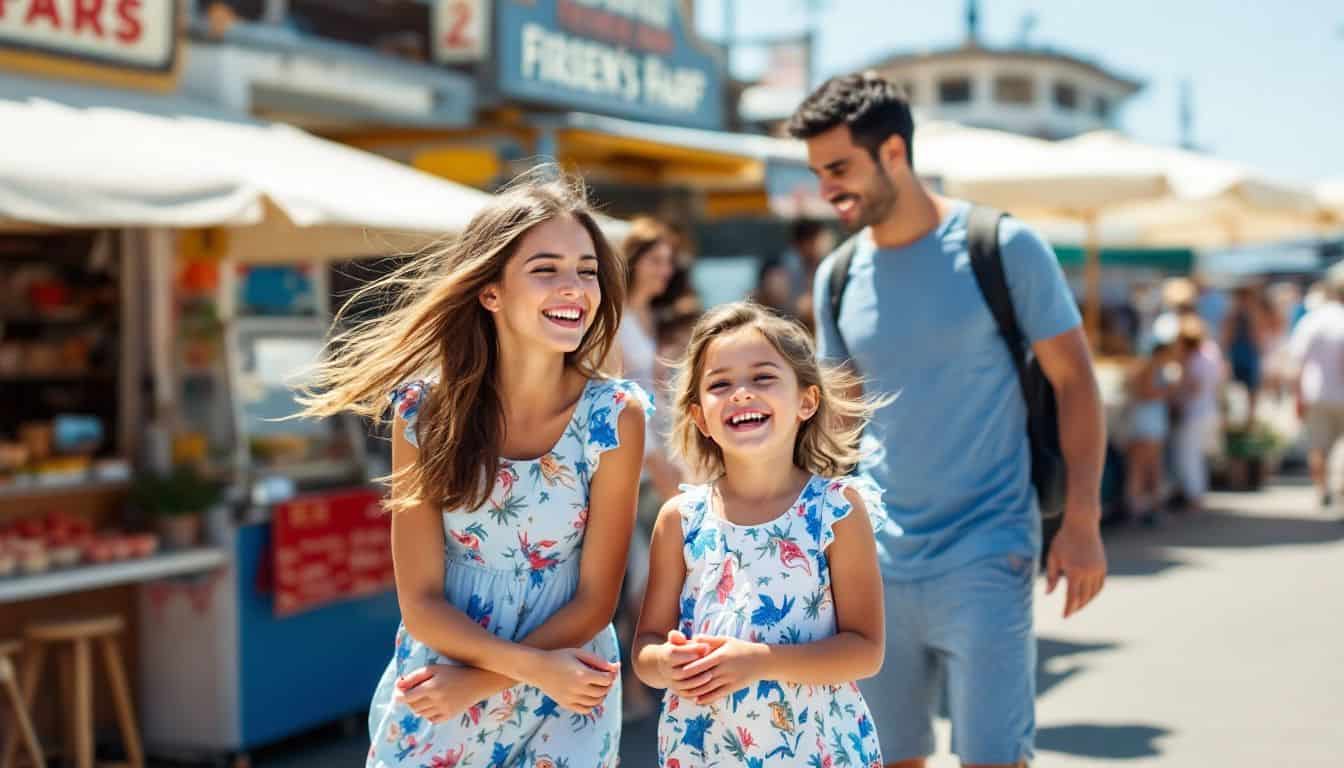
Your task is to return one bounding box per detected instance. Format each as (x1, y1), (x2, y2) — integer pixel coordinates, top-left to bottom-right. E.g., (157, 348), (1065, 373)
(694, 0), (1344, 184)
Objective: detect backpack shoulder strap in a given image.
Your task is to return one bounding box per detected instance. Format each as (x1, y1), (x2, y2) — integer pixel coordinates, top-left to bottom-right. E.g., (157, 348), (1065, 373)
(966, 205), (1028, 378)
(827, 233), (861, 329)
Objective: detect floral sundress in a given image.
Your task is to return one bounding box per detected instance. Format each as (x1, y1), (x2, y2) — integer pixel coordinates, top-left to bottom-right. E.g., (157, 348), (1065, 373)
(658, 474), (891, 768)
(368, 376), (653, 768)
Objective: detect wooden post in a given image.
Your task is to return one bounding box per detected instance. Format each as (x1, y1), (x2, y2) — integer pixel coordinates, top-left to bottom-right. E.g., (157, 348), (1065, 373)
(1083, 212), (1102, 348)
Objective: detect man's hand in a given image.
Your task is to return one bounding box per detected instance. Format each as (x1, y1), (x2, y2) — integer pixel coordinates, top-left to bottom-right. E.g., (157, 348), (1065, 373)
(1045, 501), (1107, 618)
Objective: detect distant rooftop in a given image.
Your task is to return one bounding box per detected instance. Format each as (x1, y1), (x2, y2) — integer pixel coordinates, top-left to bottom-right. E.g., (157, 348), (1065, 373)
(866, 43), (1144, 95)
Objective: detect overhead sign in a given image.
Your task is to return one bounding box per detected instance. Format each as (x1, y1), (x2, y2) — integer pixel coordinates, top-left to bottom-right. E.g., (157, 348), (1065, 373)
(434, 0), (490, 64)
(0, 0), (177, 72)
(496, 0), (724, 130)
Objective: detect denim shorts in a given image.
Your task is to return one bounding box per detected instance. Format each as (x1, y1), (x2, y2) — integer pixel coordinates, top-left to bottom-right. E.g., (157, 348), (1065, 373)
(859, 554), (1036, 765)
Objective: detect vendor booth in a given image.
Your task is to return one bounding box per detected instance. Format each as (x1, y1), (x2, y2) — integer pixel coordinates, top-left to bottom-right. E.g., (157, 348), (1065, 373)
(0, 85), (492, 766)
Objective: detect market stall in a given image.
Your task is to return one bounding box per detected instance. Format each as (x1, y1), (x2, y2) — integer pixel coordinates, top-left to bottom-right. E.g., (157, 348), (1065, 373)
(0, 89), (493, 764)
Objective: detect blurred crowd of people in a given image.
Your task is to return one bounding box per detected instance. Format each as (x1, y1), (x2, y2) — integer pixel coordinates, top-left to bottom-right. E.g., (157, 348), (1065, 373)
(1110, 267), (1344, 526)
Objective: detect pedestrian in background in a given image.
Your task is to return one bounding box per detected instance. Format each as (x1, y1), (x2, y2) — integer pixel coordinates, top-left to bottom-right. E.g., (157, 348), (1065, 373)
(1288, 265), (1344, 510)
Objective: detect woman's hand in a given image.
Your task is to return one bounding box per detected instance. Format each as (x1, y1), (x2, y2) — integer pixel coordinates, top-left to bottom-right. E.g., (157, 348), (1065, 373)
(395, 665), (497, 723)
(674, 635), (769, 706)
(522, 648), (619, 715)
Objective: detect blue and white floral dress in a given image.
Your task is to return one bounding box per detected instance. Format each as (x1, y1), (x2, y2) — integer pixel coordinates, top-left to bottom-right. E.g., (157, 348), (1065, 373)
(368, 376), (652, 768)
(658, 475), (891, 768)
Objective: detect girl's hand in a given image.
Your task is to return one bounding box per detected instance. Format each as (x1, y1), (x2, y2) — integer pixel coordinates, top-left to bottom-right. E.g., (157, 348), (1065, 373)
(395, 665), (495, 723)
(523, 648), (619, 715)
(676, 635), (769, 705)
(654, 630), (711, 695)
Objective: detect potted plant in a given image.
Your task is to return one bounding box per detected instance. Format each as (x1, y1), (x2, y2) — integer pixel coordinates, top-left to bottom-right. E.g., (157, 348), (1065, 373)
(130, 465), (222, 550)
(1221, 422), (1284, 491)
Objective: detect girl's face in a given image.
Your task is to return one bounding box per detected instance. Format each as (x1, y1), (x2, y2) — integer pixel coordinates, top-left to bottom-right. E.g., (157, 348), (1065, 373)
(484, 216), (603, 354)
(690, 327), (818, 461)
(632, 241), (675, 301)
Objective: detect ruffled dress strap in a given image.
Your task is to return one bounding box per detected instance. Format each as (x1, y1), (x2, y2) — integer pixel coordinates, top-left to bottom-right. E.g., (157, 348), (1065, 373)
(581, 377), (655, 474)
(818, 473), (897, 551)
(389, 379), (431, 448)
(673, 482), (718, 558)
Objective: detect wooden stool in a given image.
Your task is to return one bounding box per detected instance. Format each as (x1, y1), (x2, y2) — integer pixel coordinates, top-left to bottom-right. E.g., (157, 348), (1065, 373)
(2, 617), (143, 768)
(0, 640), (44, 768)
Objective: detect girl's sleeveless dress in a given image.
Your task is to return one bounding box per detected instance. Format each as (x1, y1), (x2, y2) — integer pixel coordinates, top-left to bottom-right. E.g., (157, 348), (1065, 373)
(658, 474), (891, 768)
(367, 376), (653, 768)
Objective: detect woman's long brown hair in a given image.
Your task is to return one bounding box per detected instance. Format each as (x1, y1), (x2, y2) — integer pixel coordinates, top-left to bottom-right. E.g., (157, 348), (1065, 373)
(296, 169), (625, 513)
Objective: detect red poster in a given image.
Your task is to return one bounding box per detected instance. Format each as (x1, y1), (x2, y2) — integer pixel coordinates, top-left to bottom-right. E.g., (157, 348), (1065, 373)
(272, 488), (393, 617)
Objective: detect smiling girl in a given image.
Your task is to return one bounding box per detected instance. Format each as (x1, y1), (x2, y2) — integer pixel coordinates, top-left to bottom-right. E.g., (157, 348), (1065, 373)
(633, 302), (893, 767)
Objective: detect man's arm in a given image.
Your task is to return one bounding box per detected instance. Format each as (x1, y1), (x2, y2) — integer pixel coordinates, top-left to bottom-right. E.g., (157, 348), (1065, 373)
(1034, 326), (1108, 618)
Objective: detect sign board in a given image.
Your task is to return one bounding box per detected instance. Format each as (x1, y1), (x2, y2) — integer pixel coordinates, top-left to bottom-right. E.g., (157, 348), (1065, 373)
(495, 0), (724, 130)
(272, 488), (394, 617)
(0, 0), (177, 72)
(434, 0), (490, 63)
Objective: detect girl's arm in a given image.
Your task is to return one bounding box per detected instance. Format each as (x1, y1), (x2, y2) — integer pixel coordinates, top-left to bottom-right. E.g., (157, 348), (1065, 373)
(676, 488), (885, 703)
(420, 404), (647, 696)
(633, 497), (710, 690)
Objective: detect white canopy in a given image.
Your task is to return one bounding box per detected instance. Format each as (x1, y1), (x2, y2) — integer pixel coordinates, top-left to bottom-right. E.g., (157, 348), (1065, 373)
(1319, 180), (1344, 226)
(1046, 131), (1322, 248)
(0, 96), (497, 260)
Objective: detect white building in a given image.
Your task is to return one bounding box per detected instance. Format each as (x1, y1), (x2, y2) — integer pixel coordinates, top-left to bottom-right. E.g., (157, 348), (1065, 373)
(867, 4), (1142, 140)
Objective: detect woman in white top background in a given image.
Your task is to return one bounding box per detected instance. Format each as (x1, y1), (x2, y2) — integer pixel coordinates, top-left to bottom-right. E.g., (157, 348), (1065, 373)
(613, 216), (681, 720)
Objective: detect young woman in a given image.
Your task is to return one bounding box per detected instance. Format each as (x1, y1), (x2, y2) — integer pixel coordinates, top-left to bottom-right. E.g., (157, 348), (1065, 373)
(299, 171), (651, 767)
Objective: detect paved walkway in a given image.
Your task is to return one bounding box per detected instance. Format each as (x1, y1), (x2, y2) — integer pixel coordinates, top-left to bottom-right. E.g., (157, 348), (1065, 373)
(220, 478), (1344, 767)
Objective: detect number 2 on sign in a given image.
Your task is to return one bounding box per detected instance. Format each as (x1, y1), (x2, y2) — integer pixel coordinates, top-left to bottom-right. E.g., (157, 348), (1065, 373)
(443, 1), (474, 48)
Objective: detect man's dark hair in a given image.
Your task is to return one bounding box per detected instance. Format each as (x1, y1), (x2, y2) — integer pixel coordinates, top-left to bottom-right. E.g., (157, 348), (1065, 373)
(787, 72), (915, 168)
(790, 218), (825, 246)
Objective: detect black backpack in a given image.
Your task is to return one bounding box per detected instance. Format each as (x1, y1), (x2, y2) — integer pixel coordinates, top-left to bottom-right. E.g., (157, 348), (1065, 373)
(826, 206), (1066, 558)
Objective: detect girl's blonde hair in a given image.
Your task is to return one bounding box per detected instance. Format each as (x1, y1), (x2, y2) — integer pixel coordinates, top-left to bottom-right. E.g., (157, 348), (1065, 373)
(670, 302), (881, 479)
(297, 169), (624, 513)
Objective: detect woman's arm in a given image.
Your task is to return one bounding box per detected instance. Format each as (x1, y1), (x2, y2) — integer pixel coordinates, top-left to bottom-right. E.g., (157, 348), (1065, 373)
(426, 404), (647, 696)
(677, 489), (886, 703)
(388, 411), (548, 679)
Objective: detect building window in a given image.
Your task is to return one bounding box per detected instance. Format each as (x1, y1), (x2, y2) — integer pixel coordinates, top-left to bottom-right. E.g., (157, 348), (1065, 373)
(1053, 82), (1078, 111)
(201, 0), (266, 22)
(288, 0), (432, 61)
(993, 75), (1034, 106)
(938, 76), (973, 105)
(1094, 95), (1111, 120)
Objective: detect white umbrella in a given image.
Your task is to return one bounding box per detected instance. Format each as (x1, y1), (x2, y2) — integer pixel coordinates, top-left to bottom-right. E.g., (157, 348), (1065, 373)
(1054, 131), (1322, 248)
(928, 126), (1323, 338)
(917, 122), (1172, 338)
(1319, 180), (1344, 231)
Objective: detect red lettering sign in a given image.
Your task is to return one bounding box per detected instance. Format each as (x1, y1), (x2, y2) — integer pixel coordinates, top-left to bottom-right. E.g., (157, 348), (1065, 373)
(272, 488), (395, 617)
(0, 0), (173, 70)
(73, 0), (103, 35)
(114, 0), (138, 43)
(25, 0), (59, 26)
